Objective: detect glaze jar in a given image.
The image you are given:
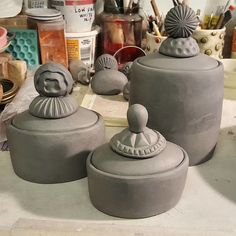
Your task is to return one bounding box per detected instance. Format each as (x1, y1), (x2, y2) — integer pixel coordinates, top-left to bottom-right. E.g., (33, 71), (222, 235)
(87, 104), (189, 218)
(7, 63), (105, 184)
(99, 8), (143, 56)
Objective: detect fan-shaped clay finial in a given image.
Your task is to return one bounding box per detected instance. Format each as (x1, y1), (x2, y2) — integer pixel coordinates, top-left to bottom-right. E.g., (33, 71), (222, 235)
(94, 54), (118, 72)
(165, 4), (199, 38)
(127, 104), (148, 133)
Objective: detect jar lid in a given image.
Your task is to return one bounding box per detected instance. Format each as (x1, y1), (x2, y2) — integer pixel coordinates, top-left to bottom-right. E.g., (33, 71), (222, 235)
(12, 106), (99, 132)
(110, 104), (166, 159)
(11, 63), (100, 132)
(135, 52), (219, 71)
(90, 104), (186, 176)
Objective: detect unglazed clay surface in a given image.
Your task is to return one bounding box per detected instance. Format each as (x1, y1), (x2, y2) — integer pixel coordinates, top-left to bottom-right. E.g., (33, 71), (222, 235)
(94, 54), (118, 72)
(130, 48), (224, 167)
(130, 4), (224, 166)
(69, 59), (91, 85)
(87, 104), (189, 218)
(91, 69), (128, 95)
(7, 63), (105, 184)
(123, 81), (130, 101)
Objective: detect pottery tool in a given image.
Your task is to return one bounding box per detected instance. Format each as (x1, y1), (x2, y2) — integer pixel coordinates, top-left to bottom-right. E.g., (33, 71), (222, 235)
(172, 0), (178, 7)
(123, 0), (130, 12)
(206, 11), (214, 29)
(104, 0), (120, 13)
(220, 5), (235, 28)
(152, 21), (161, 37)
(182, 0), (190, 6)
(150, 0), (162, 22)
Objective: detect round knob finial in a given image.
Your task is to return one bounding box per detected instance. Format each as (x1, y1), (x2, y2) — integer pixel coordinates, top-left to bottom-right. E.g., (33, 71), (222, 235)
(34, 63), (74, 97)
(127, 104), (148, 133)
(165, 4), (199, 38)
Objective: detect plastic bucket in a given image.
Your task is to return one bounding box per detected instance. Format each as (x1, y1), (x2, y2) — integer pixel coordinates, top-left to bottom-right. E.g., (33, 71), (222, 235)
(66, 26), (99, 68)
(51, 0), (96, 33)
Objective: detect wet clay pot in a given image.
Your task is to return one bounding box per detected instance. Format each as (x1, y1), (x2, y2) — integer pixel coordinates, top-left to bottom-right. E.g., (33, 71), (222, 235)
(7, 63), (105, 184)
(129, 5), (224, 166)
(87, 104), (189, 218)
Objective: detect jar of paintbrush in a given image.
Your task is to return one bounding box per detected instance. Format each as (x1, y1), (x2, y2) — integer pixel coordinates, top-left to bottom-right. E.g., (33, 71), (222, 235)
(99, 0), (143, 56)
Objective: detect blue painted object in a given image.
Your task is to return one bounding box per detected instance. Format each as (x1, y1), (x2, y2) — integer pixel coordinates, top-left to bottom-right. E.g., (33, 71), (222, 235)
(7, 29), (39, 67)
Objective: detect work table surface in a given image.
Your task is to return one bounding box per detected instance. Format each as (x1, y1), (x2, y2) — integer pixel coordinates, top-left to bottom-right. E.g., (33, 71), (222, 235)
(0, 96), (235, 236)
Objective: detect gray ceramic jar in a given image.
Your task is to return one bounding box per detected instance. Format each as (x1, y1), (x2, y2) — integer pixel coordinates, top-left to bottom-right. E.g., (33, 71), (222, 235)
(7, 63), (105, 184)
(87, 104), (189, 219)
(129, 5), (224, 166)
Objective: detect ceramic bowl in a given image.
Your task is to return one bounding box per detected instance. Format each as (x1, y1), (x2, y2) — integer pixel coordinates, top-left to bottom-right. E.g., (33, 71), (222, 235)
(113, 46), (146, 70)
(0, 78), (19, 105)
(221, 59), (236, 100)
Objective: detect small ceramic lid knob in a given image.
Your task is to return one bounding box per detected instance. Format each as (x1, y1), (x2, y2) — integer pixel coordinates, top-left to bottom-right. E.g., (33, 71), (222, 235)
(127, 104), (148, 133)
(110, 104), (166, 159)
(29, 63), (78, 119)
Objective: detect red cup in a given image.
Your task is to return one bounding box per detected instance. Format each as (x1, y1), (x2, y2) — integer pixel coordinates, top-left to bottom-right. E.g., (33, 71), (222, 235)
(113, 46), (146, 69)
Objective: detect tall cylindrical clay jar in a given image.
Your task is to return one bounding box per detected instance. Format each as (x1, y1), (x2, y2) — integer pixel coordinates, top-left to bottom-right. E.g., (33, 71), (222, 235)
(129, 4), (224, 166)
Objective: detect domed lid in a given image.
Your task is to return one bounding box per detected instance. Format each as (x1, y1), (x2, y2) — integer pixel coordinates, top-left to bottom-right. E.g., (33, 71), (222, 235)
(159, 4), (200, 58)
(11, 63), (100, 132)
(90, 104), (186, 175)
(135, 52), (219, 71)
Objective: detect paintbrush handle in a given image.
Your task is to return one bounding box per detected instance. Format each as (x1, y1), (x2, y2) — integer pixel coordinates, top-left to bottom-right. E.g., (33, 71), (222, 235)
(150, 0), (162, 22)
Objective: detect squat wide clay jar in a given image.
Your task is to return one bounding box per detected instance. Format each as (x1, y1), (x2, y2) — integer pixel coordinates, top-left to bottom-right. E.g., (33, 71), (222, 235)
(129, 4), (224, 166)
(7, 63), (105, 184)
(87, 104), (189, 219)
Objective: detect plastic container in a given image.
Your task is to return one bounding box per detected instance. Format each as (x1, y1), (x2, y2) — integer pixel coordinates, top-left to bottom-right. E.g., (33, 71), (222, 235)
(51, 0), (96, 33)
(66, 26), (99, 68)
(7, 29), (39, 67)
(37, 20), (68, 68)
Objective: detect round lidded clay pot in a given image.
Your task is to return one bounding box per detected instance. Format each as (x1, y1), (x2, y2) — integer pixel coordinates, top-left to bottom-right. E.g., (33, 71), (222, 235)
(7, 63), (105, 184)
(129, 4), (224, 166)
(87, 104), (189, 219)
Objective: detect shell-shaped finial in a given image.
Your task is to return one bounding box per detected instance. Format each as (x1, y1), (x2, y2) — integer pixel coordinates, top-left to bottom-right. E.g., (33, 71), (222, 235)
(94, 54), (118, 72)
(165, 4), (199, 38)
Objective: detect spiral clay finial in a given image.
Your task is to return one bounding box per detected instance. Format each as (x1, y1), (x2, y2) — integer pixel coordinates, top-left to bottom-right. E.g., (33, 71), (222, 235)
(165, 4), (199, 38)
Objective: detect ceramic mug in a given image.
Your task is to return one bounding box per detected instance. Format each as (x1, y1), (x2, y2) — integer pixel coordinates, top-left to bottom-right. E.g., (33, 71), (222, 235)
(145, 31), (167, 54)
(192, 27), (226, 59)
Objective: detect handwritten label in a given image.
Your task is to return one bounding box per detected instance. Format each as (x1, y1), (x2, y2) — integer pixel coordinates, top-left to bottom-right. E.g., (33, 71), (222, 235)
(73, 5), (94, 23)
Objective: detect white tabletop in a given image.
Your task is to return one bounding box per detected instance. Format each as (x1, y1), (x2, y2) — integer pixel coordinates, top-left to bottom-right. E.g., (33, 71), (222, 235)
(0, 99), (235, 236)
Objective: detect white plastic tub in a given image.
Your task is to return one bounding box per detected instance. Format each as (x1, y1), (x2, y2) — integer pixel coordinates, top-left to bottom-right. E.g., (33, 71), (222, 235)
(51, 0), (96, 33)
(66, 26), (100, 68)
